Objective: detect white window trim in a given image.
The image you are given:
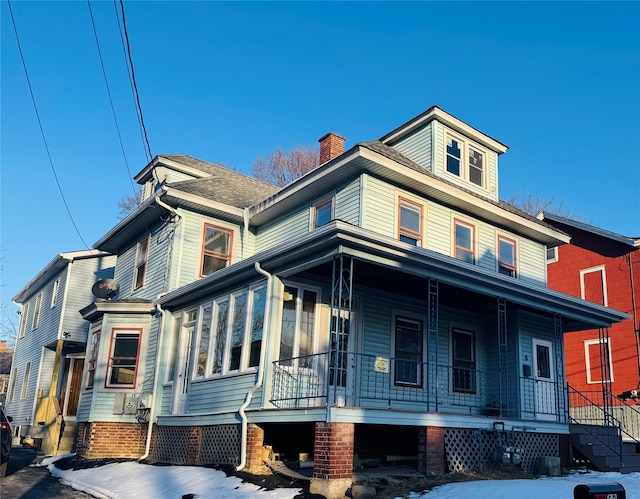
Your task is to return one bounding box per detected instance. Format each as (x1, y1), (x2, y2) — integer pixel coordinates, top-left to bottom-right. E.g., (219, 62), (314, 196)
(445, 132), (488, 188)
(32, 293), (43, 330)
(584, 338), (614, 384)
(579, 265), (608, 306)
(51, 279), (60, 307)
(309, 193), (336, 230)
(21, 362), (31, 399)
(133, 236), (150, 291)
(278, 281), (322, 364)
(18, 303), (29, 338)
(546, 246), (558, 263)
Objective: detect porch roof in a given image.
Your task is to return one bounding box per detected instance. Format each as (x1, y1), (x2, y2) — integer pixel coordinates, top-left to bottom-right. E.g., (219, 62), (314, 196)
(157, 221), (628, 331)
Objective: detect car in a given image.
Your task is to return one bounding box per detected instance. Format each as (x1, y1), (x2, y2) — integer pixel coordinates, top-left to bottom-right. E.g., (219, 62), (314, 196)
(0, 406), (12, 477)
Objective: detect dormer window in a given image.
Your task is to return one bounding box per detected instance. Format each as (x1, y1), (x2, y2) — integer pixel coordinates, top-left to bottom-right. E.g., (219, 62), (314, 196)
(446, 133), (486, 188)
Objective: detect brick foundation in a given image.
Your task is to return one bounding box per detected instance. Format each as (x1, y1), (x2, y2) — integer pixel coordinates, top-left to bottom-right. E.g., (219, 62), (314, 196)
(77, 422), (148, 459)
(310, 422), (354, 499)
(419, 426), (445, 475)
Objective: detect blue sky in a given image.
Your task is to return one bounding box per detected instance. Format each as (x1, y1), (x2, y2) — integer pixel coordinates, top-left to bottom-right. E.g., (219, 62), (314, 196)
(1, 1), (639, 325)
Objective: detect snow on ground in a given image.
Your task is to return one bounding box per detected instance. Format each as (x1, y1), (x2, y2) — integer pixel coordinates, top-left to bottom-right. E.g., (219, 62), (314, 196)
(38, 455), (639, 499)
(412, 471), (640, 499)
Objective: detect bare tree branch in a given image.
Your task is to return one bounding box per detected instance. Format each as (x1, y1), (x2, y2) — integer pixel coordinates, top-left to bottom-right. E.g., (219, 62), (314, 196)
(253, 145), (319, 187)
(505, 192), (583, 221)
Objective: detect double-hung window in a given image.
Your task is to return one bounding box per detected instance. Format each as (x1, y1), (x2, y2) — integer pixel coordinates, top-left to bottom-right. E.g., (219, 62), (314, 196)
(106, 328), (141, 387)
(86, 329), (100, 389)
(18, 303), (29, 338)
(21, 362), (31, 399)
(398, 198), (423, 246)
(580, 266), (608, 306)
(446, 133), (486, 188)
(51, 279), (60, 307)
(201, 224), (232, 276)
(498, 236), (517, 277)
(452, 328), (476, 393)
(134, 237), (149, 290)
(314, 198), (334, 228)
(394, 316), (423, 386)
(32, 293), (42, 329)
(584, 338), (614, 384)
(454, 220), (475, 264)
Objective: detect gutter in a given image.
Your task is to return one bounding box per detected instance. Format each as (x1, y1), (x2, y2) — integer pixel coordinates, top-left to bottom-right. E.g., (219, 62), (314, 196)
(236, 262), (273, 471)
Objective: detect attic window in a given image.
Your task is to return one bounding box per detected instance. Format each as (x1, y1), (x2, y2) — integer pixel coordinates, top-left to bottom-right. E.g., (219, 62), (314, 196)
(446, 133), (487, 188)
(446, 137), (461, 176)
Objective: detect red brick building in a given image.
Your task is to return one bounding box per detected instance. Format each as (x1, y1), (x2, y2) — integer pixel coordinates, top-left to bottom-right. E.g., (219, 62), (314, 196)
(542, 213), (640, 402)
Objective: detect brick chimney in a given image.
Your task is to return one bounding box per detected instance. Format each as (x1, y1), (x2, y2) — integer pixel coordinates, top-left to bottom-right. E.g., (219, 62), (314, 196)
(318, 132), (345, 164)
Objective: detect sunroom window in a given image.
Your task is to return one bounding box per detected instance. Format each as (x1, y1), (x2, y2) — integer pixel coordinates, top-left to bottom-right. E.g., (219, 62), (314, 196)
(279, 286), (318, 368)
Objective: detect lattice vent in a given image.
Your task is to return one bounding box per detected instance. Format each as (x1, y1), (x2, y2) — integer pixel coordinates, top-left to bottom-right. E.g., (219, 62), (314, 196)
(152, 426), (190, 464)
(444, 429), (559, 474)
(200, 424), (241, 467)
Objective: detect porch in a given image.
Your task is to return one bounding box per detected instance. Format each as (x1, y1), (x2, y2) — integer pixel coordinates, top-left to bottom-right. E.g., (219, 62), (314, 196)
(270, 351), (566, 423)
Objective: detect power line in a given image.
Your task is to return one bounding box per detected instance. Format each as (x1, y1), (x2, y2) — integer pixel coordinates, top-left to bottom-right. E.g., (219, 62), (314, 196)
(117, 0), (153, 162)
(7, 0), (90, 249)
(86, 0), (138, 196)
(112, 0), (149, 164)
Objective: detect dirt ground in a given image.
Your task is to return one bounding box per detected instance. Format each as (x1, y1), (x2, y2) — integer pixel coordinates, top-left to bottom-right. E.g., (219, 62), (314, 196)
(54, 456), (535, 499)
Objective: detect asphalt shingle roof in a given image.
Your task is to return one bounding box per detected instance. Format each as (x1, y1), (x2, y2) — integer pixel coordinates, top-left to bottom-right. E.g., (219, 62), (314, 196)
(160, 154), (279, 208)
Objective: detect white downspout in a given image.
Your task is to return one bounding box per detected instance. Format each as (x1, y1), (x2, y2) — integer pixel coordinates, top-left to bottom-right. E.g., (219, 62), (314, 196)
(139, 300), (166, 461)
(236, 261), (273, 471)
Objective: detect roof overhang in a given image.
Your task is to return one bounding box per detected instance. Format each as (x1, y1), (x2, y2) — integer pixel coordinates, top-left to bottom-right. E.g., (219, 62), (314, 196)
(249, 145), (569, 247)
(159, 221), (627, 330)
(540, 212), (640, 247)
(13, 250), (111, 304)
(80, 300), (155, 322)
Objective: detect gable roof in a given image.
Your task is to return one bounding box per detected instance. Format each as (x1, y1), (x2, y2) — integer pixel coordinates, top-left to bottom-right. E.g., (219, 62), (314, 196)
(13, 250), (112, 304)
(540, 212), (640, 248)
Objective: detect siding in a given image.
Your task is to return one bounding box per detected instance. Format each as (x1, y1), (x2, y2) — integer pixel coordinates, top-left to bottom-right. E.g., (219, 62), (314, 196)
(255, 206), (310, 253)
(361, 175), (395, 236)
(188, 375), (260, 413)
(389, 123), (433, 172)
(335, 177), (361, 226)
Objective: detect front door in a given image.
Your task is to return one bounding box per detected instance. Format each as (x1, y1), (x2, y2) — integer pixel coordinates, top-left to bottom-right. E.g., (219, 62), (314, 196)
(65, 358), (84, 416)
(172, 325), (194, 414)
(533, 338), (557, 420)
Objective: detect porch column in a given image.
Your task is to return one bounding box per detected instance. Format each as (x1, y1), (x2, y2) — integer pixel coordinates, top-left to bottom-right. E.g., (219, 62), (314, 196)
(310, 422), (354, 499)
(418, 426), (445, 475)
(245, 423), (267, 473)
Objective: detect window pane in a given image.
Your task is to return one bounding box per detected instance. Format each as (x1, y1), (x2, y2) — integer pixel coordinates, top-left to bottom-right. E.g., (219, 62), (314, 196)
(446, 138), (461, 176)
(500, 239), (515, 266)
(536, 344), (551, 379)
(279, 287), (298, 365)
(453, 329), (476, 393)
(469, 148), (483, 186)
(204, 227), (230, 254)
(299, 290), (317, 362)
(456, 223), (471, 249)
(113, 334), (139, 357)
(249, 287), (266, 367)
(400, 203), (421, 233)
(197, 305), (212, 377)
(394, 317), (423, 386)
(315, 200), (332, 227)
(229, 293), (247, 371)
(212, 301), (228, 374)
(202, 255), (227, 276)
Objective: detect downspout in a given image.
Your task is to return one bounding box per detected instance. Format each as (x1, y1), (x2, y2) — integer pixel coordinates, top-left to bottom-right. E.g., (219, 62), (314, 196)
(155, 190), (179, 219)
(236, 262), (272, 471)
(242, 207), (250, 260)
(139, 299), (167, 461)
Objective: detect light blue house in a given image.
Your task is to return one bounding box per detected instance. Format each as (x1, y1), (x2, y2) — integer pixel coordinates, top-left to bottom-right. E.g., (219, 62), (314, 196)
(5, 250), (115, 455)
(72, 107), (627, 499)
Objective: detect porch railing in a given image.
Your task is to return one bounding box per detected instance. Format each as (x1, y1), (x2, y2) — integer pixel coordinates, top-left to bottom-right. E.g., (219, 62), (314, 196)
(271, 352), (566, 421)
(569, 387), (640, 443)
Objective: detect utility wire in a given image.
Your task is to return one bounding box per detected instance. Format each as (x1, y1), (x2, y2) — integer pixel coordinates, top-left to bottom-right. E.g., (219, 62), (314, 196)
(112, 0), (148, 164)
(117, 0), (152, 162)
(7, 0), (90, 249)
(86, 0), (137, 196)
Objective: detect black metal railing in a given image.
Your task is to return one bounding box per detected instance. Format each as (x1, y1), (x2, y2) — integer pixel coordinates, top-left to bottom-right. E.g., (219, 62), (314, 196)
(271, 352), (567, 422)
(569, 387), (640, 443)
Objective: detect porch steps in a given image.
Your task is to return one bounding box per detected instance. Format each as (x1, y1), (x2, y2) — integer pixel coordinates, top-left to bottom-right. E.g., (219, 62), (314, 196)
(569, 424), (640, 474)
(57, 420), (78, 455)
